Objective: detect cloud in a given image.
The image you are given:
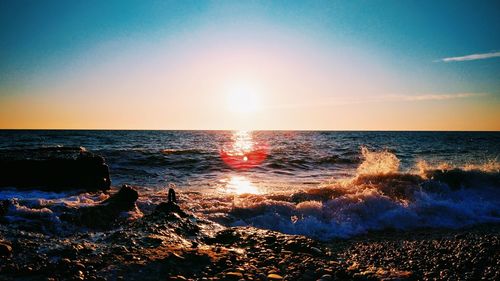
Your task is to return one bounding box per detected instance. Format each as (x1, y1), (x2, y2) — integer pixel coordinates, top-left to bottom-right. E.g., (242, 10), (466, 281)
(384, 93), (488, 101)
(383, 92), (488, 101)
(265, 93), (488, 110)
(438, 51), (500, 62)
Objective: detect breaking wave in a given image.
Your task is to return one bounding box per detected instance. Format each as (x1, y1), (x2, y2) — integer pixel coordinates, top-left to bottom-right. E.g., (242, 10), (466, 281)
(187, 147), (500, 240)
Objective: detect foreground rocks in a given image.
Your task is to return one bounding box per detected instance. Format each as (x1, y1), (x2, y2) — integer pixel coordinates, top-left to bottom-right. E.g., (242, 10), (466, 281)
(0, 192), (498, 281)
(0, 147), (110, 192)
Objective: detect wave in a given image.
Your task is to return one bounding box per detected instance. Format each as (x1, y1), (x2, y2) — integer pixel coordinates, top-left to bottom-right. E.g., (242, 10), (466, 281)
(160, 148), (208, 155)
(0, 190), (112, 234)
(2, 144), (498, 240)
(187, 147), (500, 240)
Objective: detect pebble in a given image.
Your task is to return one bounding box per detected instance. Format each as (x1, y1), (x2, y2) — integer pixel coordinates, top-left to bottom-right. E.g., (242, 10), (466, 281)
(225, 272), (244, 279)
(267, 273), (283, 280)
(310, 247), (322, 255)
(318, 274), (333, 280)
(0, 241), (13, 256)
(1, 200), (498, 281)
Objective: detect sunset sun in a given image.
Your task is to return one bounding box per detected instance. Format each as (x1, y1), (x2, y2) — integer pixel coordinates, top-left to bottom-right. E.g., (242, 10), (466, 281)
(0, 1), (499, 279)
(225, 83), (261, 114)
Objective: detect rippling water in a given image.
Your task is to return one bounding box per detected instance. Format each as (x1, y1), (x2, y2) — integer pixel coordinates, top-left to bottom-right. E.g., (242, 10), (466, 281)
(1, 130), (499, 239)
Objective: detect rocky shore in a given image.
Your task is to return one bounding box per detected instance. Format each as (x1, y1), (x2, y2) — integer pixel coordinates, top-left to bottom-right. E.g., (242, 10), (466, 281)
(1, 185), (498, 281)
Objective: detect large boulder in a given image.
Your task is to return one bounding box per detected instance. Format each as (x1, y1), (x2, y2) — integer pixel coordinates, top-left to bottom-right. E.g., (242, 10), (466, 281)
(0, 147), (110, 192)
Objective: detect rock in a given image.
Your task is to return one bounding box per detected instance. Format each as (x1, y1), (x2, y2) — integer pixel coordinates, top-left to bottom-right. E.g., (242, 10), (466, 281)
(212, 230), (241, 245)
(318, 274), (333, 281)
(61, 185), (139, 228)
(310, 247), (322, 255)
(155, 201), (188, 217)
(0, 200), (9, 217)
(225, 271), (244, 280)
(0, 240), (13, 256)
(100, 184), (139, 209)
(0, 147), (110, 192)
(169, 276), (188, 281)
(267, 273), (283, 280)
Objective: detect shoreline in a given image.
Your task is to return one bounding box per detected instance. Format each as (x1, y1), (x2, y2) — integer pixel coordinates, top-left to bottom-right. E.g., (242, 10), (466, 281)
(1, 196), (498, 281)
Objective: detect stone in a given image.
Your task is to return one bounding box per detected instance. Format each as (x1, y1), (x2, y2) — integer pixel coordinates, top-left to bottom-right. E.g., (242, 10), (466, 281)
(61, 185), (139, 228)
(267, 273), (283, 280)
(0, 241), (13, 256)
(225, 272), (244, 280)
(0, 147), (110, 192)
(310, 247), (323, 255)
(0, 200), (9, 217)
(155, 201), (187, 217)
(318, 274), (333, 280)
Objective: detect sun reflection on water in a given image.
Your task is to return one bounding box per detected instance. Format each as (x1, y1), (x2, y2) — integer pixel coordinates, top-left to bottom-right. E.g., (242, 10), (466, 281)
(223, 176), (261, 195)
(220, 130), (268, 170)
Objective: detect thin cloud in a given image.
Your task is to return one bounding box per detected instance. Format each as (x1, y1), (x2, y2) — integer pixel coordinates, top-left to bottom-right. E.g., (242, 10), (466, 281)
(384, 92), (488, 101)
(438, 51), (500, 62)
(265, 93), (488, 110)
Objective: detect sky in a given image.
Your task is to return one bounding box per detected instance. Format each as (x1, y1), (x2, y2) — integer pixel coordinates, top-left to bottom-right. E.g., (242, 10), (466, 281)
(0, 0), (499, 130)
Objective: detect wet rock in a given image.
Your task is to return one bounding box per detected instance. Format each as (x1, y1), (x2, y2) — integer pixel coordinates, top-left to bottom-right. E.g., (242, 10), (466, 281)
(0, 240), (13, 256)
(155, 201), (187, 217)
(0, 200), (9, 219)
(61, 185), (139, 228)
(267, 273), (283, 280)
(169, 276), (187, 281)
(318, 274), (333, 281)
(101, 184), (139, 209)
(204, 229), (241, 245)
(310, 246), (323, 255)
(0, 147), (110, 192)
(155, 189), (188, 217)
(224, 271), (243, 280)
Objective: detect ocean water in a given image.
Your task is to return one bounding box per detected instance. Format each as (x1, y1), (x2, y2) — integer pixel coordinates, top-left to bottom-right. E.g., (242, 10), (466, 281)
(1, 130), (499, 240)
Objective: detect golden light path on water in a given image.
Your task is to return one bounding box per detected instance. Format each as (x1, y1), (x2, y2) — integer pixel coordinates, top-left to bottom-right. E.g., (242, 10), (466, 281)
(230, 130), (253, 158)
(222, 175), (262, 195)
(219, 130), (266, 195)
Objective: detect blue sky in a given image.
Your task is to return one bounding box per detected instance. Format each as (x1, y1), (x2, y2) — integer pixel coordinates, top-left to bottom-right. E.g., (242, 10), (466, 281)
(0, 0), (499, 129)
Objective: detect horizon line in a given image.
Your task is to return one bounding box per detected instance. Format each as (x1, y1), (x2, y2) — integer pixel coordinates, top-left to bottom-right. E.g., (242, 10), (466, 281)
(1, 128), (499, 132)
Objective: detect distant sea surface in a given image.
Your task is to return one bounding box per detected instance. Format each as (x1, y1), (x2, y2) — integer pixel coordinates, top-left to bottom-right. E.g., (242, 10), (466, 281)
(1, 130), (499, 240)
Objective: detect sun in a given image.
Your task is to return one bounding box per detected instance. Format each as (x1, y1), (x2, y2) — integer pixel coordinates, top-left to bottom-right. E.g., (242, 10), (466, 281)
(225, 82), (261, 113)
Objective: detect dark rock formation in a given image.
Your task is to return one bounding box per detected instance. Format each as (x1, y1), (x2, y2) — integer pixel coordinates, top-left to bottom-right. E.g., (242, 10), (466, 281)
(155, 188), (187, 217)
(0, 200), (8, 218)
(155, 201), (187, 217)
(0, 147), (110, 192)
(61, 185), (138, 228)
(0, 239), (12, 257)
(168, 187), (177, 203)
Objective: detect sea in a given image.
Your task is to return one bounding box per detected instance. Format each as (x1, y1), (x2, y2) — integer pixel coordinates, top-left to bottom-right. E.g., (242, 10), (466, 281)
(1, 130), (499, 240)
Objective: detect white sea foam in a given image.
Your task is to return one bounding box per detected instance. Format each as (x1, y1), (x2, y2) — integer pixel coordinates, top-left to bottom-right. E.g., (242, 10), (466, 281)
(183, 147), (500, 240)
(1, 147), (498, 240)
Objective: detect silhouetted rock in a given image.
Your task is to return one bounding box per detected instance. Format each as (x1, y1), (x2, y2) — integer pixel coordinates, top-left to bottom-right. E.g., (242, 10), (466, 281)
(0, 200), (8, 217)
(0, 147), (110, 192)
(61, 185), (138, 228)
(0, 240), (12, 257)
(168, 188), (177, 203)
(155, 188), (187, 217)
(100, 184), (139, 209)
(155, 202), (187, 217)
